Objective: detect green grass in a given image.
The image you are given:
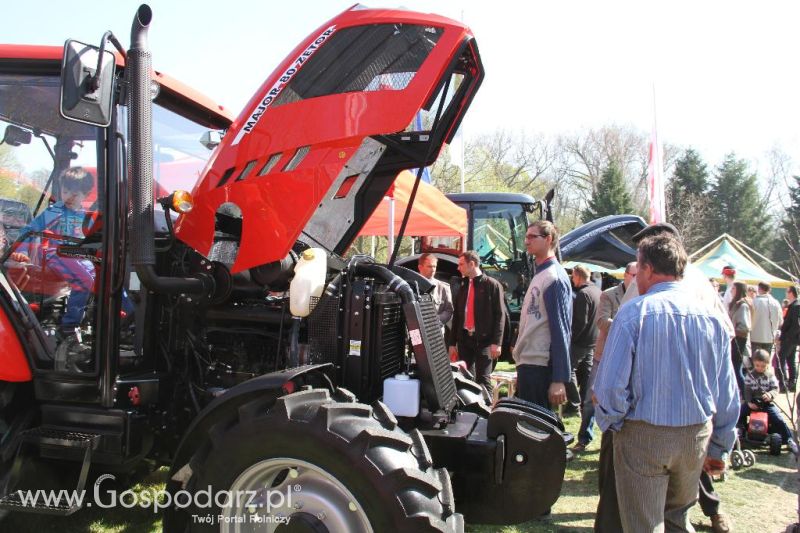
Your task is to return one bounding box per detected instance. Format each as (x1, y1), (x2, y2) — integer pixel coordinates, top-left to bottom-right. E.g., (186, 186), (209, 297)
(5, 378), (799, 532)
(466, 414), (798, 533)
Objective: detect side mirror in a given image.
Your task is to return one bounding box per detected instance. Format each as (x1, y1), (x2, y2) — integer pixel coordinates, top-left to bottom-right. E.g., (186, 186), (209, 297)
(60, 39), (115, 127)
(1, 125), (32, 147)
(199, 130), (223, 150)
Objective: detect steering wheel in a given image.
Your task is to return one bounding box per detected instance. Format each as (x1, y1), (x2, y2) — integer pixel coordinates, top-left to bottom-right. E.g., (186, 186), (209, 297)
(481, 246), (498, 264)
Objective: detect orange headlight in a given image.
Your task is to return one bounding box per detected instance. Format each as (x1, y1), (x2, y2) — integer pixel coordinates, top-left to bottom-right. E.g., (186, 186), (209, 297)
(171, 190), (194, 214)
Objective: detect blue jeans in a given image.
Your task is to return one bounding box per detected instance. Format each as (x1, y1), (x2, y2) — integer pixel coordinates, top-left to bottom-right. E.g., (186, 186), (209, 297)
(577, 361), (599, 445)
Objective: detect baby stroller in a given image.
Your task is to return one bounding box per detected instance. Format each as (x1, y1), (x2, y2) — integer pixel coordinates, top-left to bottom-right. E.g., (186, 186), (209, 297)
(728, 435), (757, 472)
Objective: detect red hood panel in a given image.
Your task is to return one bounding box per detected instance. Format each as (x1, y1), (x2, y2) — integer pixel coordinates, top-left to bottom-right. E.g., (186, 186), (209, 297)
(174, 6), (477, 273)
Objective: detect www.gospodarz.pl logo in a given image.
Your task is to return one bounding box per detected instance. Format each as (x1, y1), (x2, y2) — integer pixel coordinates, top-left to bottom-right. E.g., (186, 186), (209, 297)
(12, 473), (296, 524)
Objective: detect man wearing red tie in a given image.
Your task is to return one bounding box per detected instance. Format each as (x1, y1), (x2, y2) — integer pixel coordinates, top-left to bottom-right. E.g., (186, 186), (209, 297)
(449, 250), (505, 392)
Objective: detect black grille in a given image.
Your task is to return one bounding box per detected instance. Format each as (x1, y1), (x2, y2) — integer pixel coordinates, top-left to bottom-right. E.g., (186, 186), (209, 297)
(418, 297), (455, 401)
(404, 295), (457, 413)
(272, 24), (442, 107)
(307, 293), (339, 364)
(375, 295), (405, 383)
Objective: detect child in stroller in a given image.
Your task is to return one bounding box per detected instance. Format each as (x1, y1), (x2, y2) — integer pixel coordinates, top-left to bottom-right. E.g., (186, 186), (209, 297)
(737, 349), (798, 456)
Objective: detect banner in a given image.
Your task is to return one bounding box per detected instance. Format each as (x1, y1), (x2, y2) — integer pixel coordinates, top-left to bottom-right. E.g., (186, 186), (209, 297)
(647, 125), (665, 223)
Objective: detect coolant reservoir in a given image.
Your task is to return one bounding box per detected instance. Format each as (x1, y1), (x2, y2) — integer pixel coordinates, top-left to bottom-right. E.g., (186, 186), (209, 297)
(383, 374), (420, 417)
(289, 248), (327, 317)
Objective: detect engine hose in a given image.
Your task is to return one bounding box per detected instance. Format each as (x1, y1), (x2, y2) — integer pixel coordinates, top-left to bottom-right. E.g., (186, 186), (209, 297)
(324, 273), (343, 298)
(288, 317), (301, 368)
(353, 263), (414, 303)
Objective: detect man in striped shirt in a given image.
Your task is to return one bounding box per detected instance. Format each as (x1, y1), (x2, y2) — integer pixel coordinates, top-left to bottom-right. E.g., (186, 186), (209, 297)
(593, 234), (739, 532)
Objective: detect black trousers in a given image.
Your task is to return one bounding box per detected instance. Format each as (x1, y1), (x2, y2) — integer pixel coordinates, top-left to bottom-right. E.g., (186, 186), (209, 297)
(777, 342), (798, 389)
(697, 470), (720, 517)
(594, 430), (622, 532)
(516, 364), (552, 409)
(566, 345), (594, 411)
(457, 334), (493, 393)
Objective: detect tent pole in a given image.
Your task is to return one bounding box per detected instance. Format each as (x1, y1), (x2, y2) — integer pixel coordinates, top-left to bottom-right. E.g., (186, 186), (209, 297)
(727, 234), (798, 282)
(688, 233), (726, 260)
(387, 196), (395, 260)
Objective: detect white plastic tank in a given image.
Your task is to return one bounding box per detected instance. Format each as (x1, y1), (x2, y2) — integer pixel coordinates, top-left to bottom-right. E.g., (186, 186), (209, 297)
(383, 374), (420, 417)
(289, 248), (327, 317)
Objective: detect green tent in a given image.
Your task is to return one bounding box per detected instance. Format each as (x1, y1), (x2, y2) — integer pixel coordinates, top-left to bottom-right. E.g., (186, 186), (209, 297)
(690, 234), (796, 294)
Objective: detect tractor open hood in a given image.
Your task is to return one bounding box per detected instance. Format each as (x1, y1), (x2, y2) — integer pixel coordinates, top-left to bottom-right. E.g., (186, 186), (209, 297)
(560, 214), (647, 269)
(174, 6), (484, 273)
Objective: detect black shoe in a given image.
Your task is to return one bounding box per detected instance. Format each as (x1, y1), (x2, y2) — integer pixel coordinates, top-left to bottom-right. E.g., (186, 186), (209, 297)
(561, 407), (580, 418)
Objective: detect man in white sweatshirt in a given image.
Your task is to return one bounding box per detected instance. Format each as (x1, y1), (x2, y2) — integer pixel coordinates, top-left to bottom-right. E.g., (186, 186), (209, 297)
(751, 281), (783, 355)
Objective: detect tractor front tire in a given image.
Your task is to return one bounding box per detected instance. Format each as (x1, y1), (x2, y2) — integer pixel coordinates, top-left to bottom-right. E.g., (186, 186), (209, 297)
(174, 388), (459, 532)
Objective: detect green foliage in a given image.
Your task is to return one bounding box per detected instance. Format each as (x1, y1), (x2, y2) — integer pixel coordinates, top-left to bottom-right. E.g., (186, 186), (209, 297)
(667, 149), (713, 252)
(0, 174), (45, 210)
(671, 148), (709, 196)
(668, 148), (708, 213)
(774, 175), (800, 275)
(580, 160), (634, 223)
(709, 153), (772, 250)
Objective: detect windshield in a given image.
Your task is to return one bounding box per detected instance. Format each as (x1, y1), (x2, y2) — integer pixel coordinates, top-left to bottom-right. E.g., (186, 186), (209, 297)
(0, 71), (214, 373)
(472, 202), (528, 266)
(0, 74), (101, 245)
(119, 102), (216, 196)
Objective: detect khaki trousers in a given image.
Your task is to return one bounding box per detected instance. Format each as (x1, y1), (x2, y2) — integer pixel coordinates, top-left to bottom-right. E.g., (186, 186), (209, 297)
(613, 419), (712, 533)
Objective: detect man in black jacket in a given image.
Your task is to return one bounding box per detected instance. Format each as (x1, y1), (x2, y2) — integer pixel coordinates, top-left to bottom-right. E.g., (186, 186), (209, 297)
(449, 250), (505, 392)
(777, 285), (800, 392)
(565, 264), (601, 415)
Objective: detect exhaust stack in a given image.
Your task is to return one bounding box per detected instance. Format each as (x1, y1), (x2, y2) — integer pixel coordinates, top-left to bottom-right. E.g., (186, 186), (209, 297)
(127, 4), (206, 295)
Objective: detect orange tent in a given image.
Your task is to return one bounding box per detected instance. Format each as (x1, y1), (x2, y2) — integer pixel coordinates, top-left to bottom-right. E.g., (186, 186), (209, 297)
(358, 170), (466, 237)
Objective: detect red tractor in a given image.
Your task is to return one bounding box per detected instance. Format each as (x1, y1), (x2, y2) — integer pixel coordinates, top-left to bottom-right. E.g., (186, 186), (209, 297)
(0, 5), (569, 530)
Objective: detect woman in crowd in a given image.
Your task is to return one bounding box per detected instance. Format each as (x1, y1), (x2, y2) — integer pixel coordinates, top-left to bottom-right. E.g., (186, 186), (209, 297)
(729, 281), (753, 395)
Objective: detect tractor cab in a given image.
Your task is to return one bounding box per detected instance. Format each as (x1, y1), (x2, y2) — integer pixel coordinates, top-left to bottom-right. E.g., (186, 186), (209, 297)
(0, 45), (231, 387)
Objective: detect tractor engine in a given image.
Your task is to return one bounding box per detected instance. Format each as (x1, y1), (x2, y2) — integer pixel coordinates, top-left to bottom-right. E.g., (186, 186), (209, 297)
(157, 238), (455, 422)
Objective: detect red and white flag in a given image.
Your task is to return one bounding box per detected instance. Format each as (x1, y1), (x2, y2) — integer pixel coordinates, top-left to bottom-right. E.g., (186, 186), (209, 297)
(647, 124), (665, 223)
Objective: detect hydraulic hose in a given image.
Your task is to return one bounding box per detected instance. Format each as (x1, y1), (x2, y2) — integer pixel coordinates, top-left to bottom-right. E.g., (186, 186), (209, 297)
(353, 263), (414, 303)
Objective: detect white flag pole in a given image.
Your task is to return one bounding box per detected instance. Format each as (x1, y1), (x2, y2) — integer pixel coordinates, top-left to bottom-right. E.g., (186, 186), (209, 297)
(648, 84), (665, 223)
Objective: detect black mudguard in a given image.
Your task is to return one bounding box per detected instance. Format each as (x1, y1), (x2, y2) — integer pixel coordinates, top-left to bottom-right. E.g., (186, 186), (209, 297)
(423, 397), (567, 525)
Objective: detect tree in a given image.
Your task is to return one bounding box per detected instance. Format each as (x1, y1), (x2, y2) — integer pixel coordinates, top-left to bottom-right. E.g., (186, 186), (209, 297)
(667, 149), (712, 251)
(581, 160), (634, 223)
(709, 153), (772, 250)
(775, 175), (800, 276)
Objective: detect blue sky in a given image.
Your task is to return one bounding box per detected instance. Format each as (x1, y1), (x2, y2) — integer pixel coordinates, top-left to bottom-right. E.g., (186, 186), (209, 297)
(7, 0), (800, 176)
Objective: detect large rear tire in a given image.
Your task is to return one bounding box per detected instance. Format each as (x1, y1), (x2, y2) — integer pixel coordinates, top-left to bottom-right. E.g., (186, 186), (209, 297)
(170, 388), (459, 532)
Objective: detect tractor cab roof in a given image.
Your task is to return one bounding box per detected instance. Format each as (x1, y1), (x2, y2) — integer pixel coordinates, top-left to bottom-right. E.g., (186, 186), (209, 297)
(0, 44), (234, 130)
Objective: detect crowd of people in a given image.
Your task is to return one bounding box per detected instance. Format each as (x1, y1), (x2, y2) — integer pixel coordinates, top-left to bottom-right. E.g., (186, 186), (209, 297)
(422, 221), (799, 533)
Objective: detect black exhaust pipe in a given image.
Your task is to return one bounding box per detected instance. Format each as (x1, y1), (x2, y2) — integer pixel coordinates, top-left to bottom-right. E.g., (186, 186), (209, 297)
(128, 4), (206, 295)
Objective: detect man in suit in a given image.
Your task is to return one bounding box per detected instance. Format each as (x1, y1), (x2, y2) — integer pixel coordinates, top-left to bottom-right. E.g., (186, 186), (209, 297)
(449, 250), (505, 392)
(417, 253), (454, 329)
(777, 285), (800, 392)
